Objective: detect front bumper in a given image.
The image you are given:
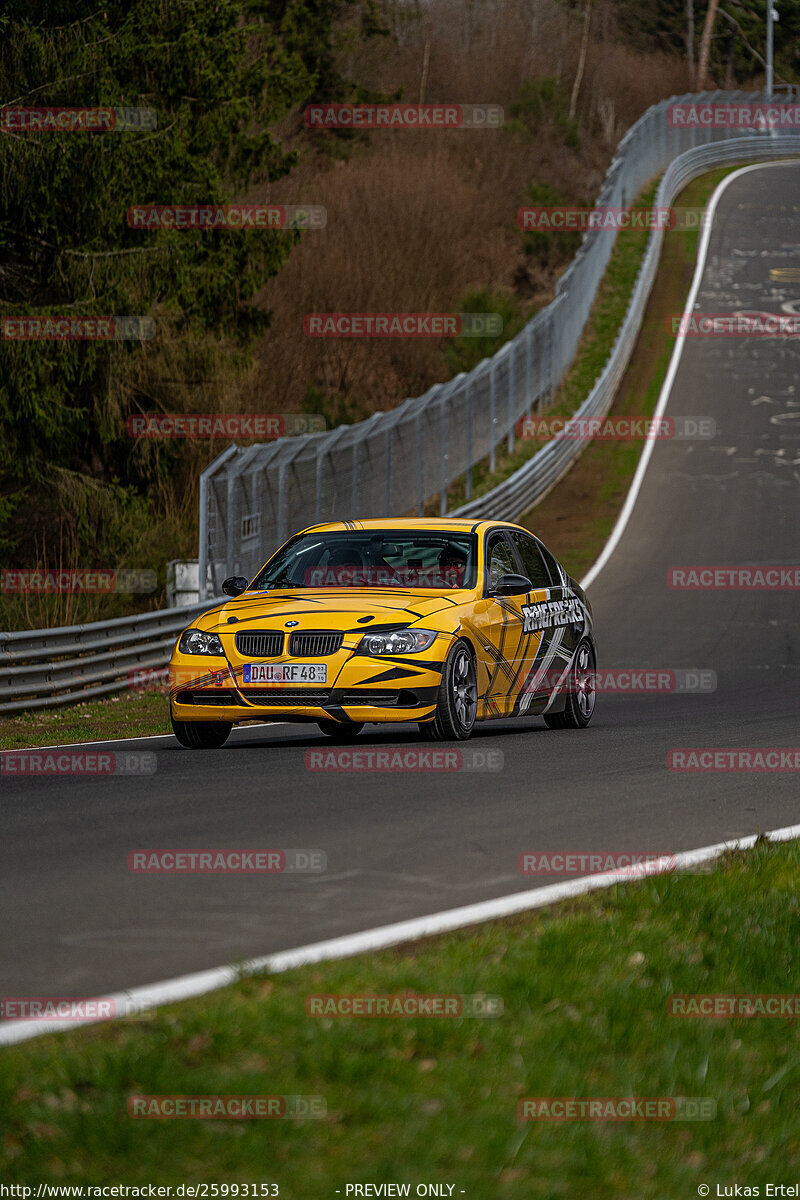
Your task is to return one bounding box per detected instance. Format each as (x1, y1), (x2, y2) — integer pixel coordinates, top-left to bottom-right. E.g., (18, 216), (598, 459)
(168, 645), (446, 725)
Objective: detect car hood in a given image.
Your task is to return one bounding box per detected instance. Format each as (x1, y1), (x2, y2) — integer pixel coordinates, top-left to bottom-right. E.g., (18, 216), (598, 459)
(194, 588), (471, 633)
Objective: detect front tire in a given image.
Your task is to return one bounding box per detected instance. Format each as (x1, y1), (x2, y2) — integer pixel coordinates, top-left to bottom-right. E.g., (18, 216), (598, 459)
(317, 719), (364, 741)
(419, 640), (477, 741)
(543, 640), (596, 729)
(171, 716), (232, 749)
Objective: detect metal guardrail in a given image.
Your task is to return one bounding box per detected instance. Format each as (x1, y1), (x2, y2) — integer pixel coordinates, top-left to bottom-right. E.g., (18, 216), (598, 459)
(451, 133), (800, 520)
(3, 93), (799, 718)
(198, 89), (800, 594)
(0, 601), (221, 715)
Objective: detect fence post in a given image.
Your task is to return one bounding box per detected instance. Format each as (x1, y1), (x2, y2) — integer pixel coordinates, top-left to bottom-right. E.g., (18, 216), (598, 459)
(351, 441), (360, 514)
(525, 320), (533, 418)
(489, 362), (497, 472)
(465, 379), (473, 501)
(540, 316), (551, 412)
(440, 388), (449, 515)
(507, 348), (515, 455)
(315, 443), (325, 522)
(277, 460), (289, 549)
(385, 426), (392, 513)
(200, 445), (238, 597)
(198, 470), (208, 600)
(226, 471), (237, 579)
(416, 412), (425, 515)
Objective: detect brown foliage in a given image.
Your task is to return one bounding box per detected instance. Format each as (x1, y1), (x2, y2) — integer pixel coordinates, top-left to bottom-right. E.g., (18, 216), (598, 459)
(243, 0), (689, 419)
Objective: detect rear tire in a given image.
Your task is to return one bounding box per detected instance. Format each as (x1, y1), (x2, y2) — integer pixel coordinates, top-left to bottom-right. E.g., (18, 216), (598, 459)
(317, 719), (364, 741)
(543, 640), (596, 729)
(171, 716), (232, 749)
(418, 640), (477, 741)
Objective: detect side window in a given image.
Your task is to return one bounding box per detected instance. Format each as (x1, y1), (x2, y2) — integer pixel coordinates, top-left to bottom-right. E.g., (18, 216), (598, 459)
(537, 540), (565, 587)
(509, 532), (551, 590)
(485, 534), (517, 589)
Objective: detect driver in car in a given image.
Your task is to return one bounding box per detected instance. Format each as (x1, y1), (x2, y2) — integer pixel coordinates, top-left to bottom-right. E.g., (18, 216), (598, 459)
(438, 544), (467, 588)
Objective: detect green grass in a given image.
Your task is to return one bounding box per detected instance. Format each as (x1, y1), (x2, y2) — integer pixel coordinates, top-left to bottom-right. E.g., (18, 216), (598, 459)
(2, 165), (795, 1193)
(439, 179), (661, 513)
(1, 839), (798, 1191)
(517, 164), (745, 581)
(0, 689), (171, 751)
(0, 166), (751, 748)
(444, 166), (742, 524)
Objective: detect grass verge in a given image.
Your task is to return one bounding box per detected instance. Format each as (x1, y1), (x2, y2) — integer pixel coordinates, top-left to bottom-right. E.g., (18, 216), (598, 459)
(439, 176), (662, 517)
(523, 165), (740, 578)
(0, 166), (740, 750)
(0, 690), (171, 751)
(1, 838), (798, 1189)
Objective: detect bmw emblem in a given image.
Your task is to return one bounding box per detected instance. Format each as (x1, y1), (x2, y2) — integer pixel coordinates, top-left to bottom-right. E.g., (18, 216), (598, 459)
(285, 620), (299, 627)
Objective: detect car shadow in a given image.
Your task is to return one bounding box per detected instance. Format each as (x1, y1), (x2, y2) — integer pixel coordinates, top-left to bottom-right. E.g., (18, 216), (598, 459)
(222, 717), (552, 751)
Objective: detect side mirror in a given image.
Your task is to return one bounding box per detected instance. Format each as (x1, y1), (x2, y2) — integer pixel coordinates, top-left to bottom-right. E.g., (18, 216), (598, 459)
(222, 575), (249, 597)
(490, 573), (532, 597)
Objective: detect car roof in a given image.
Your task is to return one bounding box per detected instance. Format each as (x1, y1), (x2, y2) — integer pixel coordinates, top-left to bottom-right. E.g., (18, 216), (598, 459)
(298, 518), (543, 537)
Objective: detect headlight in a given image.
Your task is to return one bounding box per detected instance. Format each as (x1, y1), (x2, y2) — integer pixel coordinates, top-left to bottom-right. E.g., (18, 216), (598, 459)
(358, 628), (437, 656)
(179, 629), (225, 656)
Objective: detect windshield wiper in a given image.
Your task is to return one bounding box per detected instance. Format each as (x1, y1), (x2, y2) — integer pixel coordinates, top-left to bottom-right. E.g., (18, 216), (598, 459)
(267, 570), (294, 590)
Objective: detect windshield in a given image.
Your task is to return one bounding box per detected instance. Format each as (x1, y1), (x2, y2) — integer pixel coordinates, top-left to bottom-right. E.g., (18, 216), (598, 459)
(250, 531), (478, 591)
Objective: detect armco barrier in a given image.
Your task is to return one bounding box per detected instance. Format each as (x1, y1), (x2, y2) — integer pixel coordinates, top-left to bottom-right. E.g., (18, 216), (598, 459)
(451, 133), (800, 519)
(0, 601), (220, 715)
(3, 93), (800, 715)
(198, 90), (800, 595)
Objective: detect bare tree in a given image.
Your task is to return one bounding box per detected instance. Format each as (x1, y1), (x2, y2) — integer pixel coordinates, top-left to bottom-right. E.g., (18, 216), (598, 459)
(419, 38), (430, 103)
(569, 0), (593, 121)
(697, 0), (721, 87)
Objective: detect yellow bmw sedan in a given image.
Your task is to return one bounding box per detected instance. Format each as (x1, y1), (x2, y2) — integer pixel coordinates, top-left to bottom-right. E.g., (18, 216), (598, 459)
(169, 518), (596, 747)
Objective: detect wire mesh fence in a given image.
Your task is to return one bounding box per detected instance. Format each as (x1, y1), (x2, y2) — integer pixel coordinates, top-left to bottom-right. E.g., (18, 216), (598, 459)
(6, 92), (800, 712)
(190, 91), (798, 593)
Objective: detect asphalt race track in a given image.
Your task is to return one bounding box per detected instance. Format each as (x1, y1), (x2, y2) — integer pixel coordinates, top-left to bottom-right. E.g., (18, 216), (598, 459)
(2, 162), (799, 1000)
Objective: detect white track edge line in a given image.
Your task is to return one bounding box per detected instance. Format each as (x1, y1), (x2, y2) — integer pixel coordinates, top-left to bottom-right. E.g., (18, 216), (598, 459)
(2, 723), (291, 754)
(4, 163), (795, 1046)
(580, 160), (792, 592)
(2, 822), (798, 1046)
(8, 165), (792, 751)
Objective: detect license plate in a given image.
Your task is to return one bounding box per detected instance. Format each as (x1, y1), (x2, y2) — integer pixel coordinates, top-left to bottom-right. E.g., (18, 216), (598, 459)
(242, 662), (327, 684)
